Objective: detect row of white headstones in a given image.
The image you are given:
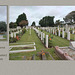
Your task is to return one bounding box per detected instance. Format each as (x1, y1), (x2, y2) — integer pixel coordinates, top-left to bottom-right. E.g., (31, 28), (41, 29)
(40, 25), (75, 41)
(10, 29), (22, 38)
(33, 25), (75, 48)
(33, 27), (48, 48)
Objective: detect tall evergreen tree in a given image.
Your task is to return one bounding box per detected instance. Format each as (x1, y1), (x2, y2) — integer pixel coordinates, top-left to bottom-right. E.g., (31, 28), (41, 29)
(39, 16), (54, 27)
(16, 13), (28, 28)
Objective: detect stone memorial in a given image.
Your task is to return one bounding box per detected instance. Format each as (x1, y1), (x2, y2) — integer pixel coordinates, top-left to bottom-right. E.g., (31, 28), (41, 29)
(11, 32), (13, 38)
(46, 35), (48, 48)
(67, 32), (70, 40)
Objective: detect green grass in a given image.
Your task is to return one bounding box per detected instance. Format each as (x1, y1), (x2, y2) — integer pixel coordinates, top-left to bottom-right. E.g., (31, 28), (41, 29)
(70, 34), (75, 41)
(9, 29), (61, 60)
(10, 47), (34, 51)
(42, 30), (70, 47)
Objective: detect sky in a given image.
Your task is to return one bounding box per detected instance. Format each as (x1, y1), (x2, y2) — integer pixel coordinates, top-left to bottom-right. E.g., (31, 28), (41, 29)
(9, 6), (75, 26)
(0, 6), (7, 23)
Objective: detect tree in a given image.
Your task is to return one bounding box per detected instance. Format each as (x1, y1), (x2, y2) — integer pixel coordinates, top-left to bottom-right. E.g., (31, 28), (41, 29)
(9, 22), (17, 28)
(16, 13), (28, 28)
(63, 11), (75, 24)
(0, 21), (7, 32)
(31, 21), (36, 26)
(55, 20), (61, 25)
(39, 16), (54, 27)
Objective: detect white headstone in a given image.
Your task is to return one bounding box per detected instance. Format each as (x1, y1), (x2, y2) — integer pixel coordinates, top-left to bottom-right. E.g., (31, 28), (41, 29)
(62, 30), (64, 38)
(67, 32), (70, 40)
(53, 29), (54, 34)
(46, 35), (48, 48)
(43, 33), (45, 43)
(58, 30), (60, 36)
(11, 32), (13, 38)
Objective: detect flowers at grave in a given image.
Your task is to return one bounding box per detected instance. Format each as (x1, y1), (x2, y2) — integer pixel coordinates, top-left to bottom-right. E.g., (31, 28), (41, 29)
(16, 36), (19, 40)
(42, 53), (45, 55)
(48, 34), (53, 47)
(49, 38), (51, 40)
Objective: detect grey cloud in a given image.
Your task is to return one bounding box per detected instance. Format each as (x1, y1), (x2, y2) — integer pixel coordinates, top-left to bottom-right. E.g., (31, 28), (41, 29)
(9, 6), (75, 26)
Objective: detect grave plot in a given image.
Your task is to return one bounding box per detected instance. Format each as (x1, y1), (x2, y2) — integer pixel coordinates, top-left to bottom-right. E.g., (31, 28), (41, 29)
(55, 41), (75, 60)
(9, 42), (36, 53)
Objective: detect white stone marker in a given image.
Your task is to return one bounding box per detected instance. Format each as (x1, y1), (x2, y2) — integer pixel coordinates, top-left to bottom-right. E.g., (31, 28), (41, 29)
(62, 30), (64, 38)
(58, 30), (60, 36)
(11, 32), (13, 38)
(53, 29), (54, 34)
(46, 35), (48, 48)
(14, 32), (16, 38)
(43, 33), (45, 43)
(67, 32), (70, 40)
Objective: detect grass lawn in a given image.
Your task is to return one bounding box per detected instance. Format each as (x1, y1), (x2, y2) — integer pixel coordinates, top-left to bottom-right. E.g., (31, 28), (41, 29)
(41, 30), (70, 47)
(9, 29), (66, 60)
(10, 46), (34, 51)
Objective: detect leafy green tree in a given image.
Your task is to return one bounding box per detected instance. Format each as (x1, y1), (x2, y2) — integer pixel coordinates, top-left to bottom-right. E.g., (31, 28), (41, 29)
(16, 13), (28, 28)
(55, 20), (61, 26)
(0, 21), (7, 32)
(9, 22), (17, 28)
(31, 21), (36, 26)
(39, 16), (54, 27)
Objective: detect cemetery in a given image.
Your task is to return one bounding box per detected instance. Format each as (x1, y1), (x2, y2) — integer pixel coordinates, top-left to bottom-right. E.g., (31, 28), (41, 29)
(9, 7), (75, 60)
(9, 25), (75, 60)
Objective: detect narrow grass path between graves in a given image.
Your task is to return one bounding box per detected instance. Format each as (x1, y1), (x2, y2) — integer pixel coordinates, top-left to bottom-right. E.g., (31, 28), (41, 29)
(9, 29), (61, 60)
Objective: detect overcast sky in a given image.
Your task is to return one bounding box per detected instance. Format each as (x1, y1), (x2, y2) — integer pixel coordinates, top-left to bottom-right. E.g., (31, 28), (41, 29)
(9, 6), (75, 26)
(0, 6), (7, 23)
